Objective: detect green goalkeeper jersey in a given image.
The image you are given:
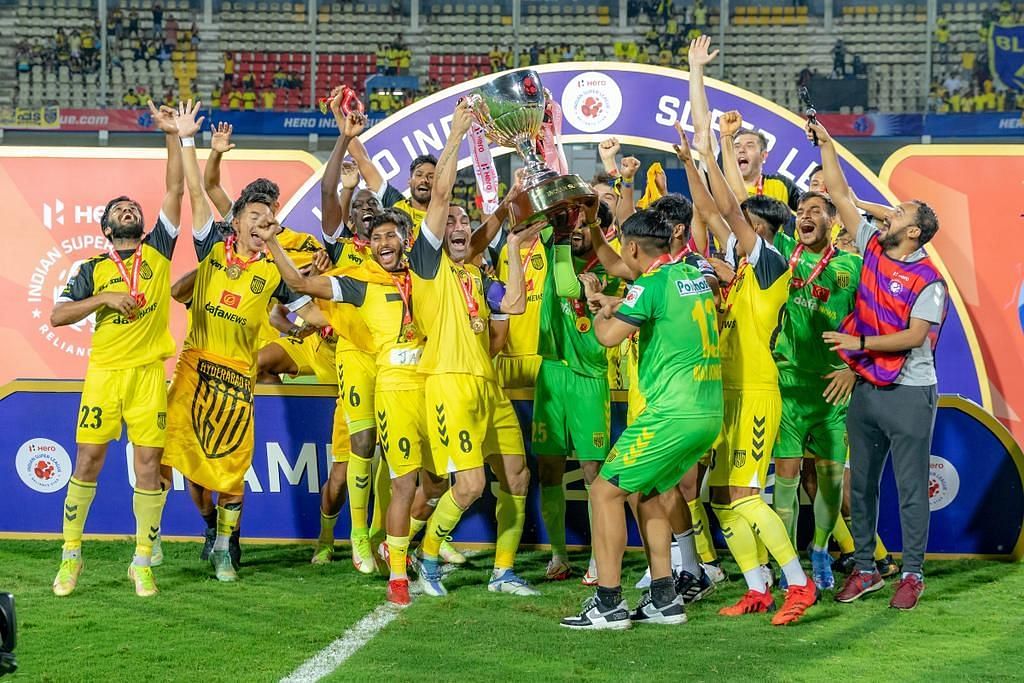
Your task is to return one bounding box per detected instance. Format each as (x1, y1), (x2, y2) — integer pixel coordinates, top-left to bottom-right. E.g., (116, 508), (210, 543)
(773, 231), (863, 383)
(615, 260), (722, 417)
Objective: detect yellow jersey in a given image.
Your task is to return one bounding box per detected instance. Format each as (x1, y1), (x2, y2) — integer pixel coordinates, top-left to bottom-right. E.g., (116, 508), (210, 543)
(257, 226), (323, 346)
(495, 236), (547, 358)
(330, 267), (426, 392)
(746, 173), (801, 212)
(323, 239), (376, 354)
(408, 229), (501, 381)
(58, 213), (178, 370)
(186, 219), (310, 371)
(719, 236), (791, 391)
(377, 183), (426, 242)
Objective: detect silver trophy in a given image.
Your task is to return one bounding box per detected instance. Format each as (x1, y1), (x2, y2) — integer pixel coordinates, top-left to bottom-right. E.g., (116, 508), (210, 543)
(466, 70), (597, 236)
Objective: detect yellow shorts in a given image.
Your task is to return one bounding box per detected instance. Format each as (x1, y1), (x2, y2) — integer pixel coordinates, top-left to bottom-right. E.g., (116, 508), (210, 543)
(338, 348), (377, 433)
(376, 387), (433, 479)
(270, 334), (338, 384)
(76, 361), (167, 447)
(331, 395), (351, 463)
(424, 374), (525, 474)
(495, 354), (542, 390)
(162, 349), (255, 496)
(708, 389), (782, 490)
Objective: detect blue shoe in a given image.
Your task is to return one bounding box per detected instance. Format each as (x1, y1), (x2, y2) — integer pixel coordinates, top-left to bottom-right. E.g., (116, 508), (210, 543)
(416, 558), (447, 597)
(811, 548), (836, 590)
(488, 569), (540, 596)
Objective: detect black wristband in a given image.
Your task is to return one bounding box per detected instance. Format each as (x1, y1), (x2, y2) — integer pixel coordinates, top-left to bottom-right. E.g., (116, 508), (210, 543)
(859, 334), (866, 350)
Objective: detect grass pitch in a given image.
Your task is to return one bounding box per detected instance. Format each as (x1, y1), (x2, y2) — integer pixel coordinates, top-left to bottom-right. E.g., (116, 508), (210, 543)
(1, 539), (1021, 682)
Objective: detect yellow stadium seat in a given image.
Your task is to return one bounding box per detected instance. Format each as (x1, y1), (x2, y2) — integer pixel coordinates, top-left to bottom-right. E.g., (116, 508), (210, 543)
(598, 14), (610, 24)
(501, 14), (512, 24)
(735, 6), (747, 15)
(797, 6), (808, 15)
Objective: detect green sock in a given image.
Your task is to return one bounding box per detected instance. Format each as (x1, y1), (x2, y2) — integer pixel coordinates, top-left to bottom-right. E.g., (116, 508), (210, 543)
(813, 461), (845, 550)
(540, 484), (567, 559)
(772, 474), (801, 548)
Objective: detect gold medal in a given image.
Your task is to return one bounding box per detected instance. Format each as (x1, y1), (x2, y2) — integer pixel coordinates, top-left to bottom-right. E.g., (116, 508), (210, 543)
(470, 316), (486, 334)
(226, 264), (242, 280)
(576, 317), (592, 333)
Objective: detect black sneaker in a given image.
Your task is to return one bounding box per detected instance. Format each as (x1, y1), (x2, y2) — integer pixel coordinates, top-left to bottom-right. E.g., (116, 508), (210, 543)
(832, 552), (856, 575)
(675, 569), (715, 604)
(560, 596), (632, 630)
(630, 591), (687, 625)
(229, 532), (242, 570)
(876, 554), (899, 579)
(199, 527), (215, 561)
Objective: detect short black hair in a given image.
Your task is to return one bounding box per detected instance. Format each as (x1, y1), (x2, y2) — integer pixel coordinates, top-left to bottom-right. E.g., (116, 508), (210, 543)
(798, 190), (837, 218)
(620, 209), (672, 253)
(231, 191), (274, 219)
(911, 201), (939, 245)
(409, 155), (437, 175)
(736, 129), (769, 153)
(597, 200), (614, 230)
(240, 178), (280, 203)
(740, 196), (790, 236)
(100, 195), (142, 232)
(649, 193), (694, 233)
(809, 164), (824, 179)
(368, 208), (412, 241)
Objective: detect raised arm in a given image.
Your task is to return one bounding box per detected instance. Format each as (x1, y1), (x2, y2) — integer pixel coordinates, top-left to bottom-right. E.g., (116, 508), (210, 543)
(204, 122), (235, 218)
(807, 121), (863, 239)
(598, 137), (620, 178)
(424, 100), (473, 242)
(588, 220), (634, 280)
(854, 197), (891, 221)
(173, 100), (211, 232)
(716, 110), (750, 203)
(469, 170), (523, 260)
(687, 34), (720, 162)
(617, 156), (640, 225)
(702, 112), (760, 256)
(255, 218), (335, 300)
(322, 103), (363, 237)
(170, 268), (197, 304)
(348, 134), (385, 196)
(674, 121), (731, 252)
(498, 222), (543, 314)
(148, 100), (184, 227)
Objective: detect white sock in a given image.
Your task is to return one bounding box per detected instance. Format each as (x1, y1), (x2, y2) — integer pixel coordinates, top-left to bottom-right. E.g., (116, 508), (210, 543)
(673, 530), (700, 577)
(781, 558), (809, 587)
(742, 568), (768, 592)
(132, 555), (151, 567)
(213, 533), (230, 552)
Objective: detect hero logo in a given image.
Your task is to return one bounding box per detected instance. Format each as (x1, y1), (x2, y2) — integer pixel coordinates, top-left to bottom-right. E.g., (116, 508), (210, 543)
(40, 199), (105, 229)
(927, 455), (960, 511)
(560, 71), (623, 133)
(43, 200), (64, 230)
(16, 438), (73, 493)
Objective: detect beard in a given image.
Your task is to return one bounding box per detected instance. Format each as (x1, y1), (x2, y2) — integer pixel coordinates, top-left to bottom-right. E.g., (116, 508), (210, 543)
(878, 228), (902, 250)
(108, 220), (144, 241)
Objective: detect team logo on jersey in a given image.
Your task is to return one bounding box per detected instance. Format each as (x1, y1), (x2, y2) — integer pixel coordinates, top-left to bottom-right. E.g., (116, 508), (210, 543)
(593, 432), (605, 448)
(192, 359), (253, 459)
(676, 278), (711, 297)
(837, 272), (850, 289)
(220, 291), (242, 309)
(531, 254), (544, 271)
(156, 412), (166, 430)
(140, 261), (154, 280)
(623, 285), (644, 307)
(250, 276), (267, 295)
(889, 280), (903, 295)
(811, 284), (831, 303)
(732, 449), (746, 468)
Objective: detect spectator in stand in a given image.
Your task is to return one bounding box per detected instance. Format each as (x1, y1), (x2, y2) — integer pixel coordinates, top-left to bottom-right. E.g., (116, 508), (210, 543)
(262, 89), (276, 110)
(242, 89), (256, 110)
(110, 7), (124, 39)
(831, 39), (846, 77)
(959, 42), (976, 78)
(658, 44), (673, 67)
(165, 14), (178, 49)
(489, 45), (502, 72)
(529, 43), (539, 66)
(211, 85), (222, 108)
(273, 68), (287, 88)
(152, 2), (164, 32)
(935, 17), (950, 63)
(852, 54), (866, 78)
(81, 28), (96, 67)
(128, 11), (139, 38)
(122, 88), (139, 107)
(229, 89), (242, 109)
(242, 71), (255, 91)
(694, 0), (707, 27)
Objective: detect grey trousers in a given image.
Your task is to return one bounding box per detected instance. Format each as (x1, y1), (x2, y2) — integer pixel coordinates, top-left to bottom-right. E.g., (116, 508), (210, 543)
(847, 381), (938, 575)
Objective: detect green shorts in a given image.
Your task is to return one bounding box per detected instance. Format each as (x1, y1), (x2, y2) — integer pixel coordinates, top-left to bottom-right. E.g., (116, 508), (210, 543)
(531, 360), (611, 461)
(601, 412), (720, 495)
(776, 379), (848, 463)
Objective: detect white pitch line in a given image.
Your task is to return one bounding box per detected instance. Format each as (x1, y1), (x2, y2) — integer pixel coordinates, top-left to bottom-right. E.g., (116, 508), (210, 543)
(280, 603), (403, 683)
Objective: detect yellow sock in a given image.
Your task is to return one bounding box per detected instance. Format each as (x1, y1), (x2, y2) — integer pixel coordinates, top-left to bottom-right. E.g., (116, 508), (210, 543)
(874, 534), (889, 561)
(833, 516), (856, 554)
(368, 456), (391, 544)
(62, 477), (97, 555)
(318, 511), (339, 546)
(755, 534), (769, 566)
(688, 498), (717, 563)
(386, 534), (410, 579)
(132, 488), (163, 562)
(409, 515), (428, 541)
(214, 504), (242, 551)
(733, 494), (798, 566)
(421, 490), (466, 559)
(347, 454), (373, 533)
(494, 491), (526, 571)
(711, 502), (760, 573)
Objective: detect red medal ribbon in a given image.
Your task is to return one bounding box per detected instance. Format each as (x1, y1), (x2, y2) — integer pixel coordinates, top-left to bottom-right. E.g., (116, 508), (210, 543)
(106, 242), (145, 309)
(225, 234), (262, 271)
(456, 267), (480, 320)
(644, 250), (684, 274)
(391, 270), (414, 327)
(518, 236), (540, 271)
(788, 243), (836, 289)
(754, 174), (765, 197)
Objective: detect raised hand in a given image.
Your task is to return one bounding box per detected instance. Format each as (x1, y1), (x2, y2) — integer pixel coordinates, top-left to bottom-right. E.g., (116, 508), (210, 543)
(251, 213), (280, 242)
(508, 219), (544, 248)
(172, 99), (204, 138)
(806, 120), (832, 146)
(148, 100), (178, 134)
(598, 137), (620, 162)
(451, 97), (474, 136)
(620, 156), (641, 181)
(340, 160), (360, 190)
(688, 35), (719, 68)
(672, 121), (694, 163)
(343, 110), (366, 138)
(718, 110), (743, 138)
(211, 122), (235, 153)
